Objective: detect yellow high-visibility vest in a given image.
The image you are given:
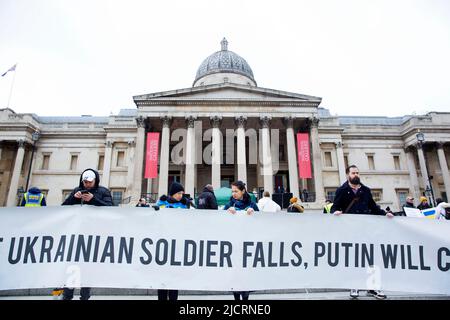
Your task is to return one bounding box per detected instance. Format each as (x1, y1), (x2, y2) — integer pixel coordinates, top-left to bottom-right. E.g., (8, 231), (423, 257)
(24, 193), (44, 207)
(324, 203), (333, 213)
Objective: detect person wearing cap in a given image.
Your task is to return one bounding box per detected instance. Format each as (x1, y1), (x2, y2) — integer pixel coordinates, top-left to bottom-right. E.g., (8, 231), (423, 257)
(396, 196), (415, 216)
(417, 196), (431, 210)
(60, 168), (113, 300)
(287, 197), (304, 213)
(154, 181), (191, 301)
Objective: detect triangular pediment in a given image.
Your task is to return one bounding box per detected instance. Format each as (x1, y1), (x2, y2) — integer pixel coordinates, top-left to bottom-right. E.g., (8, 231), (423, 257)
(133, 83), (321, 103)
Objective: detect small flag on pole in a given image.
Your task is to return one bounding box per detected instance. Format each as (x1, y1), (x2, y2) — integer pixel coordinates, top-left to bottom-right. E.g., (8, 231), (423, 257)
(1, 64), (17, 77)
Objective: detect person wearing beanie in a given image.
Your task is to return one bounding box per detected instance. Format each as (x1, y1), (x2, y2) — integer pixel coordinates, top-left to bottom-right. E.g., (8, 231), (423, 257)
(417, 196), (431, 210)
(154, 182), (191, 301)
(156, 182), (193, 209)
(287, 196), (304, 213)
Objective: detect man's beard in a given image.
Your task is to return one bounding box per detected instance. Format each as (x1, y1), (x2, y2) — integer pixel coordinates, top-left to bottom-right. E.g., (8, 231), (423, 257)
(349, 177), (360, 185)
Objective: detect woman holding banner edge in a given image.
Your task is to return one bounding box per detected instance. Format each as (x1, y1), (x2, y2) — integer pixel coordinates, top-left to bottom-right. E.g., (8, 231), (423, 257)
(224, 180), (259, 300)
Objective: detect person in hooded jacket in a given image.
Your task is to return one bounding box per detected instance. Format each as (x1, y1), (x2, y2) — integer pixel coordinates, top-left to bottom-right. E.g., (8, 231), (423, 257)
(61, 168), (113, 300)
(223, 180), (259, 300)
(155, 181), (192, 300)
(197, 184), (218, 209)
(20, 187), (47, 207)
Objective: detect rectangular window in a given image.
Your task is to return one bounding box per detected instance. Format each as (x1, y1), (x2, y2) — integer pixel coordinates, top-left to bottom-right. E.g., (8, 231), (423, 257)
(325, 188), (337, 202)
(397, 189), (409, 208)
(393, 155), (401, 170)
(112, 190), (123, 206)
(62, 190), (72, 202)
(42, 154), (50, 170)
(344, 154), (349, 169)
(324, 152), (333, 167)
(70, 155), (78, 171)
(279, 144), (286, 162)
(367, 154), (375, 170)
(98, 154), (105, 171)
(116, 151), (125, 167)
(372, 189), (382, 203)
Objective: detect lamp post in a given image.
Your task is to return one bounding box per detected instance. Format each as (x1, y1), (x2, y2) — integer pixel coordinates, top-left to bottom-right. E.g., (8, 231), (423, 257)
(416, 131), (435, 206)
(24, 131), (40, 192)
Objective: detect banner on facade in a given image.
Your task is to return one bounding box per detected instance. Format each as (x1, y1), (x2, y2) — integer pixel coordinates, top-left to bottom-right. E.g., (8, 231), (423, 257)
(296, 133), (312, 178)
(0, 206), (449, 294)
(144, 132), (160, 179)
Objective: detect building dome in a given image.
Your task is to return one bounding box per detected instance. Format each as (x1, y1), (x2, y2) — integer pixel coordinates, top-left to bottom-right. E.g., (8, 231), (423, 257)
(193, 38), (256, 87)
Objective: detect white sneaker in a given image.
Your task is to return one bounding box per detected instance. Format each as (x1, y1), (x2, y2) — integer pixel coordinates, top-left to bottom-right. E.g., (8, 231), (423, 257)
(367, 290), (387, 299)
(349, 289), (359, 299)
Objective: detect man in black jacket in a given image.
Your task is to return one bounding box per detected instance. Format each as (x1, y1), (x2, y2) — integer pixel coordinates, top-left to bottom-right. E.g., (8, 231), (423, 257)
(61, 168), (113, 300)
(331, 165), (393, 300)
(197, 184), (218, 210)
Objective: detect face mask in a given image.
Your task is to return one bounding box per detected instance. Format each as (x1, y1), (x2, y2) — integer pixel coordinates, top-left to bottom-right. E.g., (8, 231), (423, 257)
(349, 176), (360, 185)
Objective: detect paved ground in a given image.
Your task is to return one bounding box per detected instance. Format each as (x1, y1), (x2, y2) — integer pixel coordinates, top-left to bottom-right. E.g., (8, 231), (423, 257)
(1, 290), (449, 300)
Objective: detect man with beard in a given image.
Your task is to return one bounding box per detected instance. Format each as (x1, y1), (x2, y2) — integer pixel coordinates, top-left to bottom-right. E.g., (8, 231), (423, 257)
(331, 165), (394, 300)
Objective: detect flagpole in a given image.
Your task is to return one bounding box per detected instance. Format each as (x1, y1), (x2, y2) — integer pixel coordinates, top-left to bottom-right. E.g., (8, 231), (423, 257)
(6, 66), (17, 109)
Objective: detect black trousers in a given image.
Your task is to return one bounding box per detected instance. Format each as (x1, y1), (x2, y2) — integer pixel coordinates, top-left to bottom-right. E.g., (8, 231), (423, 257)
(63, 287), (91, 300)
(157, 289), (178, 301)
(233, 291), (250, 300)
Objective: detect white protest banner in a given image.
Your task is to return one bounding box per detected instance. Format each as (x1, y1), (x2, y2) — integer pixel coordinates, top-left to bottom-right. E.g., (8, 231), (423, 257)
(0, 206), (449, 294)
(404, 207), (424, 218)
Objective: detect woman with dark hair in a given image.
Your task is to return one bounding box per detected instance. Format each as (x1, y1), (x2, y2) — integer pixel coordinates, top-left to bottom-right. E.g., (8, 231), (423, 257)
(223, 180), (259, 300)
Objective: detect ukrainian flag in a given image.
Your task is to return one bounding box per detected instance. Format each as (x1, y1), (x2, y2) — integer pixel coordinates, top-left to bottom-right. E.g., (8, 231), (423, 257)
(421, 208), (436, 219)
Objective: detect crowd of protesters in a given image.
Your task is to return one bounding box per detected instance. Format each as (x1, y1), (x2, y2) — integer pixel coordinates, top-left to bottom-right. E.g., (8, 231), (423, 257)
(18, 162), (448, 301)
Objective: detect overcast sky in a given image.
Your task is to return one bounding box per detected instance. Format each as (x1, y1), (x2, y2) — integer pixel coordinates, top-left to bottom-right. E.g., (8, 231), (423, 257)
(1, 0), (449, 117)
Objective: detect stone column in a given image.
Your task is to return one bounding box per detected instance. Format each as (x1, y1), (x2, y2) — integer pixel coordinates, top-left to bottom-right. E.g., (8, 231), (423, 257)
(211, 116), (222, 190)
(416, 143), (430, 191)
(132, 116), (146, 202)
(126, 139), (136, 199)
(158, 116), (172, 198)
(7, 139), (26, 207)
(235, 116), (247, 183)
(284, 116), (299, 199)
(437, 142), (450, 200)
(310, 117), (325, 204)
(102, 140), (113, 188)
(185, 116), (196, 197)
(260, 116), (273, 194)
(335, 141), (346, 184)
(405, 147), (421, 201)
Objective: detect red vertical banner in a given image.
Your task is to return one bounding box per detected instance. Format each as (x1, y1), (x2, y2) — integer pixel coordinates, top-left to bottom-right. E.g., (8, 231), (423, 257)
(297, 133), (312, 179)
(145, 132), (160, 179)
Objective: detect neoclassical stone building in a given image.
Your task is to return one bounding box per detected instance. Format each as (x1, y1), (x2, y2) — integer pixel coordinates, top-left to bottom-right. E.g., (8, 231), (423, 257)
(1, 39), (449, 210)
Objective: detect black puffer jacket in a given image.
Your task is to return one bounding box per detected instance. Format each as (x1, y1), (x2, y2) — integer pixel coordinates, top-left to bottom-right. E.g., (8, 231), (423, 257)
(62, 168), (113, 206)
(330, 181), (385, 215)
(197, 187), (218, 210)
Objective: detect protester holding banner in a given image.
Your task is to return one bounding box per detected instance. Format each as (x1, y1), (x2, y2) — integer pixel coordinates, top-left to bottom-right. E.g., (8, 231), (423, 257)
(417, 196), (431, 210)
(155, 181), (191, 300)
(61, 168), (113, 300)
(331, 165), (393, 299)
(224, 180), (259, 300)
